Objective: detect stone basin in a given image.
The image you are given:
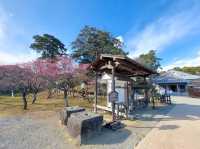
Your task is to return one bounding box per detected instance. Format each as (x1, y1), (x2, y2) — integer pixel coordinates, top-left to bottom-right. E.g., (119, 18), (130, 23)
(59, 106), (85, 125)
(66, 111), (103, 144)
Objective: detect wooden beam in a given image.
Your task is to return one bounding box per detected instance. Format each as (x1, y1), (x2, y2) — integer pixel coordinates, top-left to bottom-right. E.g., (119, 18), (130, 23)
(99, 64), (113, 70)
(115, 73), (133, 81)
(90, 54), (156, 76)
(117, 64), (149, 76)
(124, 57), (156, 74)
(116, 59), (154, 74)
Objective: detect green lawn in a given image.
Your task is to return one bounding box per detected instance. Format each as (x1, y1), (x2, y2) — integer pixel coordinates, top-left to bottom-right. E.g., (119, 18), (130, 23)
(0, 92), (107, 116)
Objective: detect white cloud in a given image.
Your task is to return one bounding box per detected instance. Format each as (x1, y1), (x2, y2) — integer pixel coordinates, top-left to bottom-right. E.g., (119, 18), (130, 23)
(127, 1), (200, 57)
(163, 50), (200, 70)
(0, 51), (39, 65)
(0, 5), (37, 65)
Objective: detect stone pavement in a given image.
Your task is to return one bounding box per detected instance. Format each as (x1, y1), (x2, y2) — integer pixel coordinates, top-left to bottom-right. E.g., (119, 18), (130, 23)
(136, 96), (200, 149)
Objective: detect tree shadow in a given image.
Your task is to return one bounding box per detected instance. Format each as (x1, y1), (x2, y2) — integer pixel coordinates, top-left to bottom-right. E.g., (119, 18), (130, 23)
(82, 123), (179, 145)
(127, 124), (179, 130)
(134, 104), (175, 122)
(134, 103), (200, 122)
(159, 124), (179, 130)
(82, 127), (131, 145)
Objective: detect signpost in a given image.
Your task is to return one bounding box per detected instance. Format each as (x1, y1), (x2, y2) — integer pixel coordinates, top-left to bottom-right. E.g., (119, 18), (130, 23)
(109, 90), (118, 121)
(109, 91), (118, 102)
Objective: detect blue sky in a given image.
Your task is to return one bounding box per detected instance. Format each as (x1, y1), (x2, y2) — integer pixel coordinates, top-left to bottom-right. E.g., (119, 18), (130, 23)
(0, 0), (200, 70)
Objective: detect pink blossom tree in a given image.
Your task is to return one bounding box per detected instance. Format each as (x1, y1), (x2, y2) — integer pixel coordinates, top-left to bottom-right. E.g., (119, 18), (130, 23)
(0, 65), (33, 109)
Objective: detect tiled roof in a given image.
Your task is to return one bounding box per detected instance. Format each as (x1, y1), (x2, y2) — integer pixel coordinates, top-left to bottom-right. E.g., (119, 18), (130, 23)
(154, 70), (200, 84)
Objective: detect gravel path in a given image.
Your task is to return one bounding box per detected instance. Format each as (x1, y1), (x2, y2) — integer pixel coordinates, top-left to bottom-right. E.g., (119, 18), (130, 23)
(136, 96), (200, 149)
(0, 104), (173, 149)
(0, 112), (75, 149)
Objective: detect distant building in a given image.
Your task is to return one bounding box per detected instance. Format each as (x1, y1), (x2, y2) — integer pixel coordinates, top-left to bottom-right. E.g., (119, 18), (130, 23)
(154, 70), (200, 96)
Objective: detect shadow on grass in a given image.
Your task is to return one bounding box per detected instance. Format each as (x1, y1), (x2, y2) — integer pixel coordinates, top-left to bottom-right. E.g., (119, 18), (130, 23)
(0, 102), (22, 107)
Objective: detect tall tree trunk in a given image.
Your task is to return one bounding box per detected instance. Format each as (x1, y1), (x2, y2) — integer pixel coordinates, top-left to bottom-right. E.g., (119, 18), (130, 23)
(72, 89), (75, 97)
(32, 92), (37, 104)
(64, 89), (68, 107)
(152, 96), (155, 109)
(22, 91), (27, 110)
(69, 90), (71, 96)
(144, 89), (149, 107)
(56, 88), (59, 96)
(47, 89), (52, 99)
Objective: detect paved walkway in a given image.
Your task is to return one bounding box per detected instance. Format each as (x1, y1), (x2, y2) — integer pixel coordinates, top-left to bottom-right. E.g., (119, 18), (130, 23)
(136, 96), (200, 149)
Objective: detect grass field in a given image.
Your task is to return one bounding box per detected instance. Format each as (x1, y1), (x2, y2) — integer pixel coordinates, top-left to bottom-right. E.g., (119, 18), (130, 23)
(0, 91), (107, 116)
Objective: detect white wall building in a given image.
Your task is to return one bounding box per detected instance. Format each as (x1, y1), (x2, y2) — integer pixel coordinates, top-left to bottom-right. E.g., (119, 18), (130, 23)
(154, 70), (200, 96)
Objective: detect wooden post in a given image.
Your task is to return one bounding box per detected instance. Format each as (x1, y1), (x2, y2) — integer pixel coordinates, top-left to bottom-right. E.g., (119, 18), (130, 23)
(111, 66), (116, 121)
(117, 104), (119, 119)
(124, 81), (129, 118)
(111, 66), (115, 92)
(152, 88), (155, 109)
(94, 72), (98, 113)
(130, 81), (135, 111)
(144, 77), (149, 107)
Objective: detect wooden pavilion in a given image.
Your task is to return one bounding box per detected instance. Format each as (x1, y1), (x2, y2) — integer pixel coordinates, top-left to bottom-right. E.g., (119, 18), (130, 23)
(89, 54), (157, 121)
